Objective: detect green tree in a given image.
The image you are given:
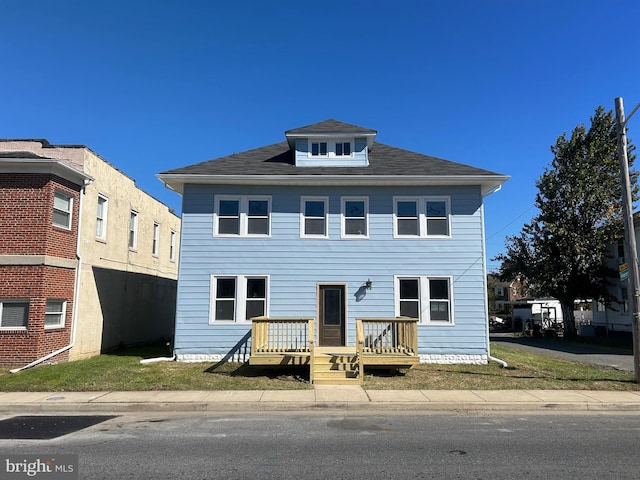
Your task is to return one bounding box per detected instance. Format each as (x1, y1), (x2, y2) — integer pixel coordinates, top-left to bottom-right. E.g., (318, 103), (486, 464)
(495, 107), (637, 338)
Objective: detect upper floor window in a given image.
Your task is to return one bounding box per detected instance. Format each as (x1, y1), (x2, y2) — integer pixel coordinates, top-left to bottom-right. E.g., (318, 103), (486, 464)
(210, 275), (268, 323)
(395, 199), (419, 236)
(96, 194), (108, 240)
(311, 142), (327, 156)
(152, 222), (160, 256)
(335, 142), (351, 156)
(0, 300), (29, 330)
(301, 197), (328, 238)
(393, 197), (451, 238)
(309, 140), (353, 158)
(44, 300), (66, 329)
(53, 190), (73, 229)
(494, 287), (504, 297)
(170, 230), (177, 262)
(214, 196), (271, 237)
(341, 197), (368, 238)
(395, 276), (453, 324)
(129, 210), (138, 250)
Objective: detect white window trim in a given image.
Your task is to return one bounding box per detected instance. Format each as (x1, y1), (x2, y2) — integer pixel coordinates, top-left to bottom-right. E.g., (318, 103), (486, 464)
(300, 196), (329, 239)
(53, 190), (73, 230)
(0, 300), (29, 330)
(44, 300), (67, 329)
(129, 210), (139, 250)
(341, 197), (369, 239)
(213, 195), (272, 237)
(393, 196), (451, 238)
(170, 230), (177, 262)
(96, 194), (109, 241)
(209, 275), (270, 324)
(308, 138), (355, 158)
(152, 222), (160, 257)
(394, 275), (454, 325)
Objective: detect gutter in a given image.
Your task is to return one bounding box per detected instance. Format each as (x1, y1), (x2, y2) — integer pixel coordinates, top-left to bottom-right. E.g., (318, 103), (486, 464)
(10, 178), (90, 373)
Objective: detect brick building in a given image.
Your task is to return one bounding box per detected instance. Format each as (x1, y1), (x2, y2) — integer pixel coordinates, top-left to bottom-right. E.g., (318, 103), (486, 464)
(0, 141), (180, 368)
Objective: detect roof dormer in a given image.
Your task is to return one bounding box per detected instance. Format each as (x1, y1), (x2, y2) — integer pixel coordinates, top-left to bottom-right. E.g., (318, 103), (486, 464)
(285, 119), (377, 167)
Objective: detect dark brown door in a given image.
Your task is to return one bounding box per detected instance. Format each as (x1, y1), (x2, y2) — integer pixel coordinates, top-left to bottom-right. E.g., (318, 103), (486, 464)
(318, 284), (346, 346)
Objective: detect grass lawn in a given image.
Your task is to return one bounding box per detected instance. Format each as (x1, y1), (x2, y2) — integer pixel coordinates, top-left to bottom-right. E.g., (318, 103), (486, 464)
(0, 343), (637, 392)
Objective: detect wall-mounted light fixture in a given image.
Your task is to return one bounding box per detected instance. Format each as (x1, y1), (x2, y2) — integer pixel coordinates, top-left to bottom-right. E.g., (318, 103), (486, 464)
(365, 278), (373, 290)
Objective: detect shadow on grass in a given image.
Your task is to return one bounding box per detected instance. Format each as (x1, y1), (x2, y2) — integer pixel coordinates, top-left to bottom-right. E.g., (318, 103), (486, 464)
(104, 342), (171, 359)
(204, 362), (309, 383)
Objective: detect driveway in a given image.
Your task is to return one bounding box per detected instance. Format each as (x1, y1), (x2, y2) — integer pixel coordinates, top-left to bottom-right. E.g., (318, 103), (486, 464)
(490, 332), (634, 372)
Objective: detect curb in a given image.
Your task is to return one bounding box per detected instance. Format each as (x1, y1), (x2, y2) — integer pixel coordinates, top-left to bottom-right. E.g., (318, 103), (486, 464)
(3, 401), (640, 414)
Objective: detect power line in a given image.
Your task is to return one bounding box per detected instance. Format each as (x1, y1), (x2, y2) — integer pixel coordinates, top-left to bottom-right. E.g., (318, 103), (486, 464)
(486, 204), (536, 240)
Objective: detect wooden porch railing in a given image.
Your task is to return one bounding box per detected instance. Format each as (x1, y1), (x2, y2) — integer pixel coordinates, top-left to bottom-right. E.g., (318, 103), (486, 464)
(356, 317), (419, 378)
(250, 316), (314, 355)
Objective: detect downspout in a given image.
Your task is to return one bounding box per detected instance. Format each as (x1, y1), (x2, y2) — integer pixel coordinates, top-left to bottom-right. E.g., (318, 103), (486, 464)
(10, 179), (89, 374)
(480, 192), (508, 369)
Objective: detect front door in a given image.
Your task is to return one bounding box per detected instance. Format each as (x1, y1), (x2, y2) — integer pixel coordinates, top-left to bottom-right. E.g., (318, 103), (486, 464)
(318, 284), (346, 346)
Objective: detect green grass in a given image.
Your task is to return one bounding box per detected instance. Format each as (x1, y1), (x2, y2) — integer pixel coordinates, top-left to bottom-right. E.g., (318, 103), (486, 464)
(0, 343), (637, 392)
(0, 344), (311, 392)
(364, 344), (639, 390)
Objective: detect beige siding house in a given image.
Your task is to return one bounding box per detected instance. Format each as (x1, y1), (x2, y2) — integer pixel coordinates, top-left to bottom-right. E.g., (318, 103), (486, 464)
(0, 140), (180, 365)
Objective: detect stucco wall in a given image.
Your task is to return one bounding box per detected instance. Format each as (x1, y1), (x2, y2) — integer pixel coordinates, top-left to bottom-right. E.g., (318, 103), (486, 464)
(71, 150), (180, 359)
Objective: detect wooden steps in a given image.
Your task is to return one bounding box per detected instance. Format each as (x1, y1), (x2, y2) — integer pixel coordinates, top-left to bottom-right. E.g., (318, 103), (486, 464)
(312, 347), (360, 385)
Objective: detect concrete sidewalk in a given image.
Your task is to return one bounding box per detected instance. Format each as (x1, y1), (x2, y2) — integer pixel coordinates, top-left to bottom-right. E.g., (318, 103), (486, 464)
(2, 387), (640, 413)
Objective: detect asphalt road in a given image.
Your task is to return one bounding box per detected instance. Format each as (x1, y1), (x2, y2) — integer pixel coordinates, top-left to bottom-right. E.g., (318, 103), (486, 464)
(491, 332), (634, 372)
(1, 413), (639, 479)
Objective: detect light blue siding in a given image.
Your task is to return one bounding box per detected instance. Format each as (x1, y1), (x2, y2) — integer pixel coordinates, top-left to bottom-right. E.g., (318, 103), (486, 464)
(174, 184), (489, 358)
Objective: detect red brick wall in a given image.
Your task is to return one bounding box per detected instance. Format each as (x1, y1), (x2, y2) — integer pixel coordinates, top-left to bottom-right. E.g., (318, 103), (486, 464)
(0, 173), (79, 258)
(0, 265), (76, 366)
(0, 173), (80, 366)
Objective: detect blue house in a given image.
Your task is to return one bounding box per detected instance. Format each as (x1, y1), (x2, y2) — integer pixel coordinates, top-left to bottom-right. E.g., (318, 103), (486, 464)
(158, 120), (508, 384)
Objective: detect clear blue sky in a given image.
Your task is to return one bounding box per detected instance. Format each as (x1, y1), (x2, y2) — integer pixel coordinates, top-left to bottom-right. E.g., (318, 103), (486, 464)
(2, 0), (639, 270)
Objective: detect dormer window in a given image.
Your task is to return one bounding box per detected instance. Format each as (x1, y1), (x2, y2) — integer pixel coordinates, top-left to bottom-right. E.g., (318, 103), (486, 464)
(309, 140), (353, 158)
(311, 142), (327, 156)
(335, 142), (351, 156)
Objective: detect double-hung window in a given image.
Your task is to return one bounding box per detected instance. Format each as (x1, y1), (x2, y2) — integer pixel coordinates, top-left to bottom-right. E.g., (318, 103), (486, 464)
(214, 196), (271, 237)
(394, 197), (451, 238)
(0, 300), (29, 329)
(170, 230), (176, 262)
(96, 194), (108, 240)
(426, 200), (449, 236)
(395, 199), (419, 236)
(301, 197), (328, 238)
(152, 222), (160, 256)
(45, 300), (66, 328)
(129, 211), (138, 249)
(211, 275), (268, 323)
(53, 191), (73, 229)
(395, 276), (453, 324)
(341, 197), (368, 238)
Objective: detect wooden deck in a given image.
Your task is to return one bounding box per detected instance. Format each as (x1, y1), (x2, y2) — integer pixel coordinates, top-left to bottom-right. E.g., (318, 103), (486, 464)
(249, 317), (419, 385)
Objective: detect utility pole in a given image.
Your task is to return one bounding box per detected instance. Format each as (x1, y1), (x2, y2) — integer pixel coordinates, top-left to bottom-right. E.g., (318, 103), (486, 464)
(615, 97), (640, 382)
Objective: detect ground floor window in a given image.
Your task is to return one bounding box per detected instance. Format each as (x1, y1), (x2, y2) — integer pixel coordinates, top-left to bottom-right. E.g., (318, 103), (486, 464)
(0, 300), (29, 329)
(395, 276), (453, 324)
(45, 300), (67, 328)
(210, 275), (268, 323)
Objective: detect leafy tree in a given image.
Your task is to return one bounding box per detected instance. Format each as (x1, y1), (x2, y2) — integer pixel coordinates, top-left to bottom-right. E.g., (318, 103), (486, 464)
(495, 106), (637, 338)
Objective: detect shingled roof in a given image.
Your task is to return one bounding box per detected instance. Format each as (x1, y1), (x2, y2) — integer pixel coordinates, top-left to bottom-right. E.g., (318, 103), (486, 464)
(285, 119), (377, 135)
(158, 120), (509, 195)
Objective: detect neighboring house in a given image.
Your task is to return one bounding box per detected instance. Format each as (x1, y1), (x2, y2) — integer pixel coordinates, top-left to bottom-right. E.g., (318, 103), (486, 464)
(488, 273), (528, 313)
(158, 120), (508, 381)
(0, 140), (180, 368)
(592, 223), (639, 336)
